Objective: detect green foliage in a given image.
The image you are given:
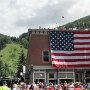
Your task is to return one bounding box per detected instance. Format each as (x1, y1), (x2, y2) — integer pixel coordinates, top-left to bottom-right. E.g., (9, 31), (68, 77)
(0, 43), (27, 77)
(0, 34), (11, 50)
(10, 37), (19, 43)
(0, 32), (28, 77)
(20, 38), (28, 48)
(18, 33), (28, 49)
(17, 50), (26, 77)
(0, 32), (28, 50)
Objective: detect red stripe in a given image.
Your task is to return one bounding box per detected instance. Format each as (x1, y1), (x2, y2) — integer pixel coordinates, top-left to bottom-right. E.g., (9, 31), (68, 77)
(74, 42), (90, 45)
(51, 53), (90, 56)
(74, 37), (90, 39)
(52, 64), (90, 68)
(52, 58), (90, 62)
(74, 48), (90, 50)
(74, 31), (90, 34)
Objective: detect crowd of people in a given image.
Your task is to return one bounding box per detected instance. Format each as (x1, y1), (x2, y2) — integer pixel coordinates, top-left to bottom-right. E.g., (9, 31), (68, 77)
(27, 81), (90, 90)
(0, 80), (90, 90)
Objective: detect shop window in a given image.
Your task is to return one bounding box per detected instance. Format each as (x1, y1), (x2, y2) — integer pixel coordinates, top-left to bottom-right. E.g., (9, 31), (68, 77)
(34, 73), (45, 79)
(43, 51), (49, 62)
(67, 73), (74, 78)
(58, 73), (66, 78)
(49, 73), (54, 78)
(75, 74), (79, 79)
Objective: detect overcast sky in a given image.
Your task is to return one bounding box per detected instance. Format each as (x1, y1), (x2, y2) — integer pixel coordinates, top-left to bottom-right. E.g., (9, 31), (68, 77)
(0, 0), (90, 37)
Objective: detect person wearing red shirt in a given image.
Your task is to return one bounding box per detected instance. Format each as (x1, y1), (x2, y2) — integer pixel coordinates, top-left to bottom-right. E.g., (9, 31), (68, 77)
(48, 83), (53, 90)
(74, 83), (82, 90)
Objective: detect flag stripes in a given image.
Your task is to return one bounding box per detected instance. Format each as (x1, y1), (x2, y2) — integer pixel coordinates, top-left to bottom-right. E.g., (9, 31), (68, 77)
(50, 31), (90, 68)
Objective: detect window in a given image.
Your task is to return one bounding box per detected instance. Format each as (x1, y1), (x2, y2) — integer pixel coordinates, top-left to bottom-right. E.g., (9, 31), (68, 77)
(34, 73), (45, 79)
(75, 73), (79, 79)
(49, 73), (54, 78)
(67, 73), (74, 78)
(58, 73), (66, 78)
(43, 51), (49, 62)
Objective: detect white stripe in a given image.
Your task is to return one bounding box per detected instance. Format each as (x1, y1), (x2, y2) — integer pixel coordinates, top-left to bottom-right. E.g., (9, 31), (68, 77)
(75, 45), (90, 48)
(51, 50), (90, 54)
(74, 39), (90, 42)
(74, 34), (90, 37)
(51, 55), (90, 59)
(52, 61), (90, 65)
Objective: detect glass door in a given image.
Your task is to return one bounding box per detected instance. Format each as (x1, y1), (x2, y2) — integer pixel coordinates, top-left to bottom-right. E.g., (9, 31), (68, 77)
(75, 73), (83, 82)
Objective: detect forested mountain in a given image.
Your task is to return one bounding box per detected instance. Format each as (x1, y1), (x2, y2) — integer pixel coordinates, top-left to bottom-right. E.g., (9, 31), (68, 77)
(59, 15), (90, 29)
(0, 34), (12, 50)
(0, 32), (28, 50)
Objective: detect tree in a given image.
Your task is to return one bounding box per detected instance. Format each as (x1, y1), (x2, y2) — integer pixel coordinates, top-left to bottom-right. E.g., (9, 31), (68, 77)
(17, 50), (26, 77)
(0, 61), (11, 77)
(0, 60), (3, 76)
(21, 38), (28, 49)
(18, 33), (28, 49)
(0, 34), (11, 50)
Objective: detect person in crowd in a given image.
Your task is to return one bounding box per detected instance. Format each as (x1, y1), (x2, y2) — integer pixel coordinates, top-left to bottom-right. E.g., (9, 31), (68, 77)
(12, 84), (17, 90)
(2, 81), (10, 90)
(20, 82), (25, 90)
(48, 83), (53, 90)
(63, 81), (68, 90)
(61, 83), (64, 90)
(56, 84), (62, 90)
(74, 82), (82, 90)
(86, 82), (90, 90)
(29, 83), (34, 90)
(17, 83), (21, 90)
(24, 83), (30, 90)
(68, 82), (74, 90)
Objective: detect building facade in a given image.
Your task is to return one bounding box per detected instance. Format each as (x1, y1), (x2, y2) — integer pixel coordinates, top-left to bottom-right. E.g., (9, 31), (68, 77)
(26, 29), (90, 84)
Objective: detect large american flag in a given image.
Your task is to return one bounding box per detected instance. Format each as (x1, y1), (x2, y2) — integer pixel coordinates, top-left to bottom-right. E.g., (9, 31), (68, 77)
(49, 31), (90, 68)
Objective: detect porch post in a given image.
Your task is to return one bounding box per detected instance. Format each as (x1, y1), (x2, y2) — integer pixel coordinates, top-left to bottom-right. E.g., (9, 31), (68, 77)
(57, 69), (59, 84)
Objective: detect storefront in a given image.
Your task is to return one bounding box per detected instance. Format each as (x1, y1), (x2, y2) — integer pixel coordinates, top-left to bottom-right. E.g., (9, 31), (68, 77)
(29, 66), (90, 84)
(32, 67), (76, 84)
(33, 71), (46, 83)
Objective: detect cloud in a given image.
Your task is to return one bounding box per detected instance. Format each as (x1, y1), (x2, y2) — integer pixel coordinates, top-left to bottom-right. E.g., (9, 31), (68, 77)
(0, 0), (90, 37)
(15, 0), (76, 28)
(67, 0), (90, 21)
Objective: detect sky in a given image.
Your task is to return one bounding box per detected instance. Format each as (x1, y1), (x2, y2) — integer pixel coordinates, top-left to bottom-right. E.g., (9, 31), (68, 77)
(0, 0), (90, 37)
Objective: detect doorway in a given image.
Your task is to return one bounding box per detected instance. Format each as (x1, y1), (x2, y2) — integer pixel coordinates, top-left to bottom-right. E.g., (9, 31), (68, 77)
(75, 73), (83, 82)
(59, 79), (73, 83)
(34, 79), (45, 83)
(49, 80), (57, 84)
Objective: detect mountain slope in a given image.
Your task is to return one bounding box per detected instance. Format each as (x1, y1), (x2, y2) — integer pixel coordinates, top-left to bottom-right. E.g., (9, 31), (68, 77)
(59, 15), (90, 29)
(0, 32), (28, 77)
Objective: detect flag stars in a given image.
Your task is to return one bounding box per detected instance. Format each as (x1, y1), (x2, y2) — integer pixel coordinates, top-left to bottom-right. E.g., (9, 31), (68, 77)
(50, 31), (74, 51)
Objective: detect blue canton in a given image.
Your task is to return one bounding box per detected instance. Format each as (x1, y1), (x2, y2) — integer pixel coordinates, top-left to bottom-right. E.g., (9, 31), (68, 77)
(49, 31), (74, 51)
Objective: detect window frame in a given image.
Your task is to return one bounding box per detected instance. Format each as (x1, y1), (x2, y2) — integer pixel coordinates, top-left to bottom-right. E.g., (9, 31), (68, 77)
(49, 73), (55, 79)
(42, 50), (50, 63)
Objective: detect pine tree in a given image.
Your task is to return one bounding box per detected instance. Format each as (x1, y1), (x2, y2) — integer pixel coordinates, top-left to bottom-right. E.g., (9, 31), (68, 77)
(17, 50), (26, 78)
